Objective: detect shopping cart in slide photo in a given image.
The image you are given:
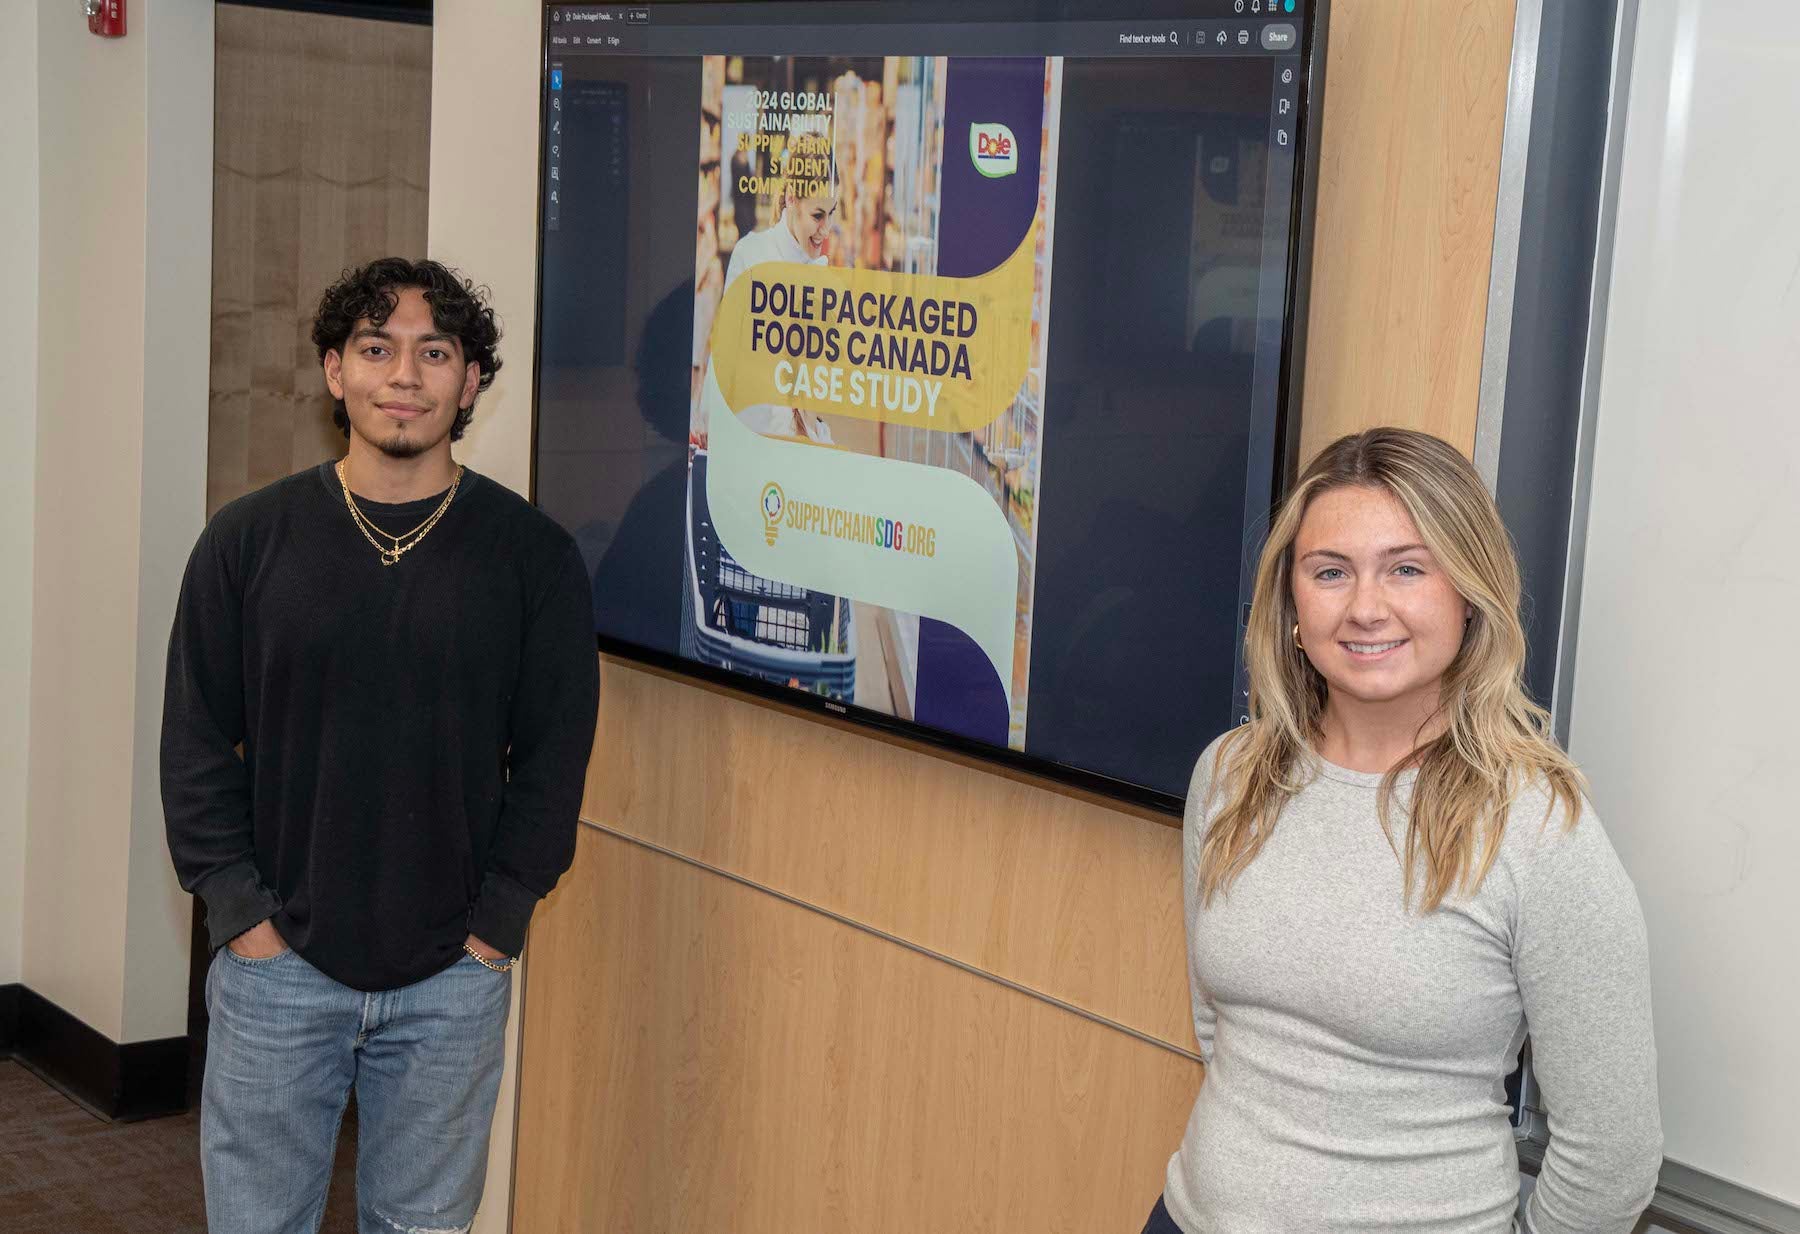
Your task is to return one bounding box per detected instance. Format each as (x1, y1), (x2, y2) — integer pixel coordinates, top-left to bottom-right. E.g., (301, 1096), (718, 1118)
(681, 451), (857, 702)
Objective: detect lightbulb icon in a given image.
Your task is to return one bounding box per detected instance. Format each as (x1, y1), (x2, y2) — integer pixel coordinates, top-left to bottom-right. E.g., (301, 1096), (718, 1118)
(761, 482), (785, 546)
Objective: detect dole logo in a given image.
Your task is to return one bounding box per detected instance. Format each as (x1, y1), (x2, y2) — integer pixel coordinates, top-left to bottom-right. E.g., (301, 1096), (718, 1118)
(969, 122), (1018, 178)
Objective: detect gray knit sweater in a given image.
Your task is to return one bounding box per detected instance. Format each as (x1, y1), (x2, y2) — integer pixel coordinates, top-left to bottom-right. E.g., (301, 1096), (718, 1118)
(1164, 737), (1662, 1233)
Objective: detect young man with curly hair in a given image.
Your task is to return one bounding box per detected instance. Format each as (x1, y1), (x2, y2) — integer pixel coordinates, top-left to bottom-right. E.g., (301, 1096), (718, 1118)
(161, 258), (599, 1234)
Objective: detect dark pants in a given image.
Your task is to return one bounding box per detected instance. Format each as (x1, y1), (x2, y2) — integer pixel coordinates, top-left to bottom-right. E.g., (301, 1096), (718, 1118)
(1141, 1194), (1184, 1234)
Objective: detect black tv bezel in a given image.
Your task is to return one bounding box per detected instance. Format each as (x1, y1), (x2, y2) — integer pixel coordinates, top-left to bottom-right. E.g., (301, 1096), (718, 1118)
(528, 0), (1329, 818)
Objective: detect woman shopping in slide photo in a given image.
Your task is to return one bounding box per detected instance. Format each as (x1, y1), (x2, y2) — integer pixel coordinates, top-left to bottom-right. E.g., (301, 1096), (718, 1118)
(714, 153), (840, 445)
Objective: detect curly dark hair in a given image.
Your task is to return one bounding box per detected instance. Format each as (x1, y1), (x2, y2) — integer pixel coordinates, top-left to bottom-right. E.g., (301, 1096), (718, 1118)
(310, 257), (502, 442)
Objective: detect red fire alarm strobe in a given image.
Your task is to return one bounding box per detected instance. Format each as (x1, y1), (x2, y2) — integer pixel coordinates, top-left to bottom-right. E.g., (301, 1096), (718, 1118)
(86, 0), (126, 38)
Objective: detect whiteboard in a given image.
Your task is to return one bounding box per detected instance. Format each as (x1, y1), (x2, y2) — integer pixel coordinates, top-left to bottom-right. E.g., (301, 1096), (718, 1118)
(1566, 0), (1800, 1207)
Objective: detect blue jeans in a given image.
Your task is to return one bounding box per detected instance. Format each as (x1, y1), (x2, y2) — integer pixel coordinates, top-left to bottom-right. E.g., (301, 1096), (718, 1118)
(201, 944), (512, 1234)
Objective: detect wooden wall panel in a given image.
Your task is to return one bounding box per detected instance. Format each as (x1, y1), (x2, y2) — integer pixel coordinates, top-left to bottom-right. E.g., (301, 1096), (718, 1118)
(583, 660), (1191, 1046)
(513, 828), (1201, 1233)
(207, 7), (431, 517)
(1298, 0), (1516, 463)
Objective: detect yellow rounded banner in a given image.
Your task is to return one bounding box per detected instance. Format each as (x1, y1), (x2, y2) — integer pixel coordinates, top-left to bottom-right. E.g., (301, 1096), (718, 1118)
(711, 224), (1038, 434)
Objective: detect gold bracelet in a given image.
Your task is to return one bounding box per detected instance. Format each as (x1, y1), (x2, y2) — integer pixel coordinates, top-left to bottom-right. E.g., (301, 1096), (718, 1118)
(462, 942), (516, 972)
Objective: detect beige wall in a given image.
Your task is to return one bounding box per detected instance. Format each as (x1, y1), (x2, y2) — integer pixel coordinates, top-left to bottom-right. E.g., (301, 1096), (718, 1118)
(24, 0), (149, 1041)
(429, 0), (540, 499)
(22, 0), (212, 1044)
(0, 2), (40, 990)
(124, 0), (215, 1043)
(429, 3), (542, 1226)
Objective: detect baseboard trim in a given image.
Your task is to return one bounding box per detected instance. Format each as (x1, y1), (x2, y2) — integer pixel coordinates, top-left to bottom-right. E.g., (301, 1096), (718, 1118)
(1650, 1161), (1800, 1234)
(1520, 1139), (1800, 1234)
(10, 986), (188, 1122)
(0, 983), (20, 1053)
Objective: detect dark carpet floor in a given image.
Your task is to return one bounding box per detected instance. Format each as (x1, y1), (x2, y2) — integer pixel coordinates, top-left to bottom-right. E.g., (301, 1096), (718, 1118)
(0, 1059), (359, 1233)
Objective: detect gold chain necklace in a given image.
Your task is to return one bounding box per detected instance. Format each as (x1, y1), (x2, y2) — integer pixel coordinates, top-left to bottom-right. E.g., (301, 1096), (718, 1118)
(335, 459), (463, 567)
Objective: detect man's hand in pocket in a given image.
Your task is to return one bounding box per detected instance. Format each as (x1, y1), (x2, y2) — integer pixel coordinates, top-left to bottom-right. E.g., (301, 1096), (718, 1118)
(227, 919), (287, 960)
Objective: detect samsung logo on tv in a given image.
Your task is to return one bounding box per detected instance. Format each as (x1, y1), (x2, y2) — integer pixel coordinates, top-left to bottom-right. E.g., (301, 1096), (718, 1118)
(969, 123), (1018, 178)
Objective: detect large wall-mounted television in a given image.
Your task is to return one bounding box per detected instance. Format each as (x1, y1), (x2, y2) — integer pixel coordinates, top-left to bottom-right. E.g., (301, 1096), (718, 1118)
(531, 0), (1328, 812)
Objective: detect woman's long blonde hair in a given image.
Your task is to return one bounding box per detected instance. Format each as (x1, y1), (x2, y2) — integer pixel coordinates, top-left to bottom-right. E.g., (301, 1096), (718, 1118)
(1197, 428), (1584, 911)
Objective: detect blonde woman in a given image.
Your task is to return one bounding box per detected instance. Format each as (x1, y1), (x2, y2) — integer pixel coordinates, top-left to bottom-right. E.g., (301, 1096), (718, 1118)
(719, 157), (840, 444)
(1145, 430), (1662, 1234)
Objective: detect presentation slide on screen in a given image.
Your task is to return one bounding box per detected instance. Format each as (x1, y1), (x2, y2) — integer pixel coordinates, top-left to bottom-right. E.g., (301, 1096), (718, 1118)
(684, 55), (1062, 750)
(536, 11), (1305, 799)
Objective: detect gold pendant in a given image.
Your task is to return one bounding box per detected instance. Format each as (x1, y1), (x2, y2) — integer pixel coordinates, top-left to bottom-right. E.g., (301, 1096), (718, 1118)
(381, 549), (401, 566)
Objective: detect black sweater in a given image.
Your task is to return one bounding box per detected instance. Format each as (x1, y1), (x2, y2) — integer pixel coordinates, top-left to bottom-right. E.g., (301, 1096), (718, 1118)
(161, 462), (599, 991)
